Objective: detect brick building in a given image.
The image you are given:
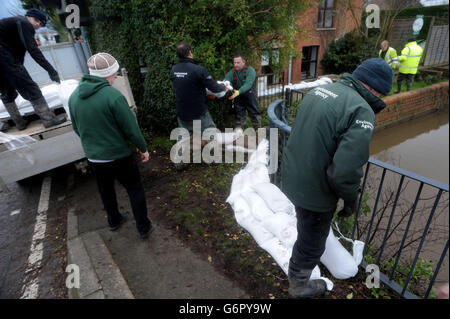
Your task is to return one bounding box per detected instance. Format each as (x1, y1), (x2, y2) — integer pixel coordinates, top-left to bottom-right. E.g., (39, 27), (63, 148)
(260, 0), (365, 85)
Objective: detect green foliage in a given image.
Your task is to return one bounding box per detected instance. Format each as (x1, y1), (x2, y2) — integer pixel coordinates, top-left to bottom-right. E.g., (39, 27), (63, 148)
(87, 0), (311, 134)
(395, 5), (449, 26)
(320, 31), (377, 75)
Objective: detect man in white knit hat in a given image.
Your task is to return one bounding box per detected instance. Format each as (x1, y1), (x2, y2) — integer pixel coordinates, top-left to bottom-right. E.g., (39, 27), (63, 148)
(69, 52), (154, 239)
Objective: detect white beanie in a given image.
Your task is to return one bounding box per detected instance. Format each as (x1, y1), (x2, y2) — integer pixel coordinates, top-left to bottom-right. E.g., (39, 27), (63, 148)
(87, 52), (119, 78)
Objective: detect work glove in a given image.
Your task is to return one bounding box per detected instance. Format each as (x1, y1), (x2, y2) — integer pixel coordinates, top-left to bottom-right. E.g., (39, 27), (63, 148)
(49, 71), (61, 83)
(338, 199), (358, 218)
(228, 89), (240, 100)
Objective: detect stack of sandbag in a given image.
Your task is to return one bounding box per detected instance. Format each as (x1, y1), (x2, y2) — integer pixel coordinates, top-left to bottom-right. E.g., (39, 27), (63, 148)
(0, 79), (79, 120)
(226, 139), (365, 291)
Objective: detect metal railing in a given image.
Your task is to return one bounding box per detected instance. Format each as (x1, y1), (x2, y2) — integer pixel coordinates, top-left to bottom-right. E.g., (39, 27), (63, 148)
(267, 98), (449, 299)
(256, 72), (285, 109)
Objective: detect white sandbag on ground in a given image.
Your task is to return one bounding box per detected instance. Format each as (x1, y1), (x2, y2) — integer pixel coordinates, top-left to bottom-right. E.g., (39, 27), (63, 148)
(251, 182), (296, 216)
(239, 215), (275, 247)
(240, 191), (275, 222)
(320, 227), (359, 279)
(263, 214), (297, 248)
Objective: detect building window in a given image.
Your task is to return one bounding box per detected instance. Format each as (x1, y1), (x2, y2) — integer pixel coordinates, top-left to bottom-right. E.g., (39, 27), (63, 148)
(261, 49), (282, 85)
(301, 46), (319, 80)
(318, 0), (334, 28)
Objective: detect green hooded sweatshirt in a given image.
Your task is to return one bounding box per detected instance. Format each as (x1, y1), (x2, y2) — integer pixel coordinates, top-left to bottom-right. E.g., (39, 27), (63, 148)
(281, 73), (386, 213)
(69, 74), (147, 160)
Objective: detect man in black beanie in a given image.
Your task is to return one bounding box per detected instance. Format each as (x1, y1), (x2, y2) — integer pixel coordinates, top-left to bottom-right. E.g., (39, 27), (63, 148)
(281, 58), (392, 298)
(0, 9), (66, 132)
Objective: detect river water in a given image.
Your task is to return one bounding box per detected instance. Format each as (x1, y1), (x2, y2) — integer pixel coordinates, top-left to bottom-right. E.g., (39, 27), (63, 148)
(371, 108), (449, 184)
(365, 108), (449, 291)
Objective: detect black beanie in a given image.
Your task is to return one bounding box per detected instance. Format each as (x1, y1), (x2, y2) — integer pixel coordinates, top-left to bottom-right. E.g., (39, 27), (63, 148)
(352, 58), (393, 96)
(25, 9), (47, 26)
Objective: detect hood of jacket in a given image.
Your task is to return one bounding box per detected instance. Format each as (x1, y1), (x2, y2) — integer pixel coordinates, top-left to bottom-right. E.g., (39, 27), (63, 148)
(77, 74), (110, 99)
(338, 73), (387, 114)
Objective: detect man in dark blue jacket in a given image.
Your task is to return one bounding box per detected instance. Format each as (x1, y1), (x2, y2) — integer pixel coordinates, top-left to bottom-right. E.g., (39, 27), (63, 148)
(0, 9), (66, 132)
(170, 41), (225, 134)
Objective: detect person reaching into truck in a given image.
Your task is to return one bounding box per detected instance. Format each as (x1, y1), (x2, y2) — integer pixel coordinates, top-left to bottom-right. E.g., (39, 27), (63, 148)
(69, 52), (154, 240)
(0, 9), (66, 132)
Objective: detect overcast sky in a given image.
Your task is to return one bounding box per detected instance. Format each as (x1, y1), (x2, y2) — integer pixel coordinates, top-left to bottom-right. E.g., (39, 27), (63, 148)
(0, 0), (25, 18)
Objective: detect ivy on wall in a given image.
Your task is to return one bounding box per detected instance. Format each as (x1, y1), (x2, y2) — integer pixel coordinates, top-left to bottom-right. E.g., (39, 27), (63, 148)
(87, 0), (312, 133)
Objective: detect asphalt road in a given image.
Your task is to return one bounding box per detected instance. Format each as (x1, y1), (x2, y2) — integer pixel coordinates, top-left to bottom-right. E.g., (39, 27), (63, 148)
(0, 165), (73, 299)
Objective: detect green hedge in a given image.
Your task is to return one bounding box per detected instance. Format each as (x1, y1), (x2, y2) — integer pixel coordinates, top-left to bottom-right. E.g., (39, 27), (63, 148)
(87, 0), (311, 134)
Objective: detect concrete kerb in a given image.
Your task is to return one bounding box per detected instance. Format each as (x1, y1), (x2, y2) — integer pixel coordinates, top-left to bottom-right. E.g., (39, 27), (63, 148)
(66, 209), (134, 299)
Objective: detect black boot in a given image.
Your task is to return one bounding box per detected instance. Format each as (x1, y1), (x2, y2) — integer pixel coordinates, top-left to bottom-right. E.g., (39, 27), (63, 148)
(288, 267), (327, 298)
(3, 101), (28, 130)
(30, 97), (66, 128)
(0, 121), (10, 132)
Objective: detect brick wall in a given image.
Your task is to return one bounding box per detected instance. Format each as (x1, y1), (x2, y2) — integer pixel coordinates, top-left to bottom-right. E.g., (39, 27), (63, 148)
(375, 81), (449, 130)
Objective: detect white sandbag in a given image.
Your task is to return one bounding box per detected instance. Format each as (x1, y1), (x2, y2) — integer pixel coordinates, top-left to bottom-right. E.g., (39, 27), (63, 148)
(59, 79), (79, 119)
(229, 195), (251, 220)
(320, 227), (359, 279)
(263, 214), (297, 248)
(332, 221), (365, 266)
(352, 240), (365, 265)
(205, 80), (233, 98)
(248, 139), (269, 166)
(260, 237), (291, 274)
(239, 215), (275, 247)
(251, 182), (296, 216)
(241, 191), (275, 222)
(249, 164), (270, 185)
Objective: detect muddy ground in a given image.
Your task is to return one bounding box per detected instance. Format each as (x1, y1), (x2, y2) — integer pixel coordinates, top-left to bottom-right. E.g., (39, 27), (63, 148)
(138, 141), (401, 300)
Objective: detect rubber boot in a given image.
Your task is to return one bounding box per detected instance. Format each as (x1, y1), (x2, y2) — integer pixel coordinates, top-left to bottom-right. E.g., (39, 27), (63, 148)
(3, 101), (28, 130)
(288, 267), (327, 299)
(30, 97), (66, 128)
(0, 121), (10, 132)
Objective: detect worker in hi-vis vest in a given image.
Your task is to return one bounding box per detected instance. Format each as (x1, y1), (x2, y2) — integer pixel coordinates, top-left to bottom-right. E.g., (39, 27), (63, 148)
(379, 40), (398, 69)
(395, 38), (423, 93)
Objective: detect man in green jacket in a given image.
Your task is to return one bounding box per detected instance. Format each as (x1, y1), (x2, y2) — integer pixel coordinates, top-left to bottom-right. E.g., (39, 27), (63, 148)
(224, 54), (261, 129)
(281, 58), (393, 298)
(69, 52), (153, 239)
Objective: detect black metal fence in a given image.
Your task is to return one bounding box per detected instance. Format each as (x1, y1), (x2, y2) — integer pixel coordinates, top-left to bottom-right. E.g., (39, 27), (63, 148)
(267, 98), (449, 299)
(256, 72), (286, 109)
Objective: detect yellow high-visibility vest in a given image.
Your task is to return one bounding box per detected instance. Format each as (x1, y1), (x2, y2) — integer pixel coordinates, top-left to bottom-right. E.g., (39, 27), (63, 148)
(398, 41), (423, 75)
(378, 47), (398, 69)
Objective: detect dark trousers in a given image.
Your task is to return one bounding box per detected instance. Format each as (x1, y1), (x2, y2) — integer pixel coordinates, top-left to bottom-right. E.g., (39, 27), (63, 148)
(234, 89), (261, 128)
(396, 73), (415, 92)
(289, 206), (334, 271)
(0, 46), (44, 104)
(90, 155), (151, 235)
